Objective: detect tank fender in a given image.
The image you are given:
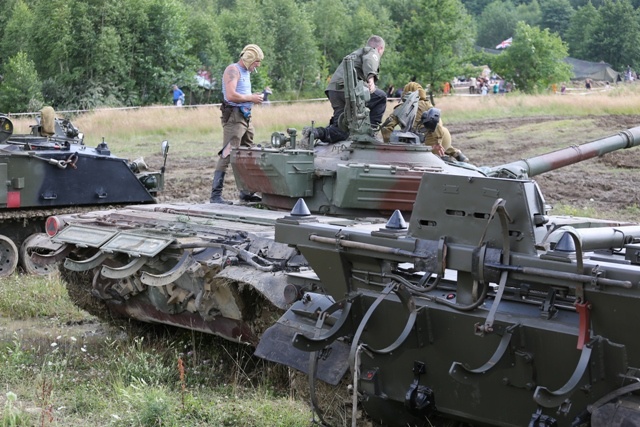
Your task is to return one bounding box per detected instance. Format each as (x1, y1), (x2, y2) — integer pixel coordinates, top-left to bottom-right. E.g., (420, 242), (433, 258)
(255, 293), (351, 385)
(215, 266), (290, 310)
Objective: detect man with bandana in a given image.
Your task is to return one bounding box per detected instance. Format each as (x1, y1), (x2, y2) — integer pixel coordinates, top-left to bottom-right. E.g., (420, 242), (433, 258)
(210, 44), (264, 204)
(302, 35), (387, 145)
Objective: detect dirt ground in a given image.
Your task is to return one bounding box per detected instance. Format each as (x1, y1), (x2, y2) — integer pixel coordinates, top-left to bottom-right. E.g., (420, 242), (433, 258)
(157, 114), (640, 222)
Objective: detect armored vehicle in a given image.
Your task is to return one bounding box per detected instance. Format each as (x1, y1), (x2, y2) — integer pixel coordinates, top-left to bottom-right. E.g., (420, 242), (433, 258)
(35, 124), (640, 427)
(0, 110), (168, 276)
(262, 134), (640, 425)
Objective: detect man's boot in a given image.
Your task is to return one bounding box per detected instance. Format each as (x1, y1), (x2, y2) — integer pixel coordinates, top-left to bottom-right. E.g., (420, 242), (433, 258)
(455, 152), (469, 162)
(210, 171), (232, 204)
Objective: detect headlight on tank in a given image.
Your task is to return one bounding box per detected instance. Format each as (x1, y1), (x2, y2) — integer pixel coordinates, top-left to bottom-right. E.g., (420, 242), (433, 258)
(271, 131), (285, 148)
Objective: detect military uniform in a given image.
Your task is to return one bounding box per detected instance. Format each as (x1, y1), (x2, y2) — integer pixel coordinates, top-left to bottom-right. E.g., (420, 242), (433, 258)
(307, 43), (387, 144)
(381, 82), (466, 160)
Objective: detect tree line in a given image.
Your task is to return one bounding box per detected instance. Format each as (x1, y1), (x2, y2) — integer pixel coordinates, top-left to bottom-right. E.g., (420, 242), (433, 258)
(0, 0), (635, 113)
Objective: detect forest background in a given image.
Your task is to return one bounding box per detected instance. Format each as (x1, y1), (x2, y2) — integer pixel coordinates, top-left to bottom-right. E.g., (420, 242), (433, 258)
(0, 0), (638, 113)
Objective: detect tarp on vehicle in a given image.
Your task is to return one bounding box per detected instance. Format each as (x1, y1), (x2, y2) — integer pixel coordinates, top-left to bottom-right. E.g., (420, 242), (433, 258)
(475, 46), (620, 82)
(563, 57), (619, 82)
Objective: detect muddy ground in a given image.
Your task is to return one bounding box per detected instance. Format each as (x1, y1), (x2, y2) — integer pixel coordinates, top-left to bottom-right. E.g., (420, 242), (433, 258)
(156, 114), (640, 222)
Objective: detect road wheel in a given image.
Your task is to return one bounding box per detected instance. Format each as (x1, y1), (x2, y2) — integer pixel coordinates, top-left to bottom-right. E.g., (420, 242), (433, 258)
(0, 235), (19, 277)
(20, 233), (60, 275)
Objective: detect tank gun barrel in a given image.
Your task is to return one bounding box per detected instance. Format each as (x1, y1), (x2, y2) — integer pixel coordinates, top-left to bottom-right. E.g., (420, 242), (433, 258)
(486, 126), (640, 178)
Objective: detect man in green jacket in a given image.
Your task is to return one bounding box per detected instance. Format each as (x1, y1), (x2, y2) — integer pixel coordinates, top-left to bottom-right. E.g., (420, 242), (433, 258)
(302, 35), (386, 145)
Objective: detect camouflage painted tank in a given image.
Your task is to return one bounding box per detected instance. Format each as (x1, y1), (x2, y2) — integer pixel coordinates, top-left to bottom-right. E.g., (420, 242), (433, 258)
(0, 110), (168, 276)
(263, 133), (640, 426)
(231, 56), (457, 217)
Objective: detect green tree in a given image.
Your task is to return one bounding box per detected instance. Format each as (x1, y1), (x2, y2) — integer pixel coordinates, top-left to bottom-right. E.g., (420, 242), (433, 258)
(491, 22), (572, 93)
(540, 0), (575, 38)
(0, 0), (35, 66)
(261, 0), (320, 94)
(476, 0), (518, 48)
(30, 0), (75, 80)
(397, 0), (475, 91)
(183, 3), (230, 103)
(132, 0), (199, 105)
(218, 0), (270, 66)
(587, 0), (640, 70)
(565, 1), (599, 59)
(461, 0), (496, 15)
(0, 51), (43, 113)
(515, 0), (541, 27)
(184, 4), (230, 73)
(310, 0), (350, 72)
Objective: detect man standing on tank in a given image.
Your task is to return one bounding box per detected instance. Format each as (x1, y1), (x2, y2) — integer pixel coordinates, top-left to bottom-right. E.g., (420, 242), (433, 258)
(210, 44), (264, 204)
(302, 35), (387, 145)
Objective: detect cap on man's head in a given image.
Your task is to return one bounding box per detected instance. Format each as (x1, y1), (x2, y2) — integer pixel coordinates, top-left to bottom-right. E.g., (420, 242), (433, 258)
(240, 44), (264, 68)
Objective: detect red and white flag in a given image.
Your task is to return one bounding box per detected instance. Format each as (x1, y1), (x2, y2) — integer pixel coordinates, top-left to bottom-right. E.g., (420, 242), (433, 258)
(496, 37), (512, 49)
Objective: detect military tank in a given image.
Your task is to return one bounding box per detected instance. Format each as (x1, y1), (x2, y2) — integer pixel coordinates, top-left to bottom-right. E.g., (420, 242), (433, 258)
(231, 56), (451, 217)
(0, 109), (168, 276)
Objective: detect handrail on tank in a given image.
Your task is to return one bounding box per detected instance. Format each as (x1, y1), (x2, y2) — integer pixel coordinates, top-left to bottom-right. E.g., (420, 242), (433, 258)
(485, 126), (640, 179)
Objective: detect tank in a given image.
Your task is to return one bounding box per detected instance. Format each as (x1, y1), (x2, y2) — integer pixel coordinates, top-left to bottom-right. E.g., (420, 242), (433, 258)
(34, 126), (640, 335)
(0, 111), (169, 276)
(231, 56), (459, 217)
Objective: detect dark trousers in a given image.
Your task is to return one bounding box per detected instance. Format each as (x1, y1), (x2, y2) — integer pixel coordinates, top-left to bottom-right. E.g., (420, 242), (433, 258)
(321, 88), (387, 143)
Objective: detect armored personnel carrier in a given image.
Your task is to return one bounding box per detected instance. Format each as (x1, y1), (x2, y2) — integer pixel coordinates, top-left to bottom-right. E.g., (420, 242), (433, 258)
(0, 110), (168, 276)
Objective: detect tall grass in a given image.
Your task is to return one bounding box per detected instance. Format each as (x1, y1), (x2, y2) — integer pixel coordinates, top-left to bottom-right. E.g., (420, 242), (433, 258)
(8, 86), (640, 156)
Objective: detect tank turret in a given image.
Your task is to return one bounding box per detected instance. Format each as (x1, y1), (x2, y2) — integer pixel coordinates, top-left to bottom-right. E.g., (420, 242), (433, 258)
(0, 111), (169, 276)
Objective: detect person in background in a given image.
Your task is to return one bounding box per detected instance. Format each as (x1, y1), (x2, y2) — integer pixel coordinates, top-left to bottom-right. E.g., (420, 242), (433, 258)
(301, 35), (387, 145)
(443, 81), (451, 95)
(262, 86), (272, 105)
(209, 44), (264, 204)
(172, 85), (185, 106)
(386, 84), (395, 98)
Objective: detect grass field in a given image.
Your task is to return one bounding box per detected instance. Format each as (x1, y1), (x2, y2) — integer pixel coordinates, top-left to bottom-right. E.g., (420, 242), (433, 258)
(9, 83), (640, 157)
